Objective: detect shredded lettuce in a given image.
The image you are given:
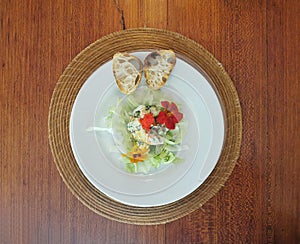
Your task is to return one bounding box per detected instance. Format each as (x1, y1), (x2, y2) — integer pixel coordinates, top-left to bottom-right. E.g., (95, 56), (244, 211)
(123, 151), (177, 174)
(91, 88), (188, 174)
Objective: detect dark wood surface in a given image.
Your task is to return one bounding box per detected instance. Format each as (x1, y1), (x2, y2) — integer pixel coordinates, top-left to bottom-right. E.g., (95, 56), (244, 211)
(1, 0), (299, 243)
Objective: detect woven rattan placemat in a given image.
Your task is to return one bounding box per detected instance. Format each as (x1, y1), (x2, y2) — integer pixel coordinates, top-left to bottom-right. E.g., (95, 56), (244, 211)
(48, 28), (242, 225)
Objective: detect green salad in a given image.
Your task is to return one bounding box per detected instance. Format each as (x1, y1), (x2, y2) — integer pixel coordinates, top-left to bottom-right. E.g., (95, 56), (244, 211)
(107, 90), (186, 174)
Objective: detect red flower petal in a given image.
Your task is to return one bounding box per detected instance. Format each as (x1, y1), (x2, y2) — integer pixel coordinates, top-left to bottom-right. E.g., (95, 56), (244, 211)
(140, 113), (154, 131)
(169, 102), (178, 113)
(161, 101), (170, 110)
(173, 111), (183, 122)
(156, 111), (168, 124)
(170, 114), (178, 122)
(165, 118), (176, 130)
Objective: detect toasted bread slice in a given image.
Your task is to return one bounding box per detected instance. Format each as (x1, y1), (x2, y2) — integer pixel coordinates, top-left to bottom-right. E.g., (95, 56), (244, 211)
(144, 50), (176, 90)
(113, 52), (143, 94)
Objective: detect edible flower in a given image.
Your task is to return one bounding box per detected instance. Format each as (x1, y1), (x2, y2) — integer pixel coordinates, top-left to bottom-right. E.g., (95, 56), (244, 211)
(122, 145), (149, 163)
(139, 113), (155, 132)
(156, 101), (183, 130)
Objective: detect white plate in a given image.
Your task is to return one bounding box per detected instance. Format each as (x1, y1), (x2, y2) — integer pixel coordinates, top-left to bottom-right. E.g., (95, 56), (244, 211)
(70, 52), (224, 207)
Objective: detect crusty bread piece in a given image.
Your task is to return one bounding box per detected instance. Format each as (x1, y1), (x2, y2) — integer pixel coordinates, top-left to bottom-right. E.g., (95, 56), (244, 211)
(144, 50), (176, 90)
(113, 52), (143, 94)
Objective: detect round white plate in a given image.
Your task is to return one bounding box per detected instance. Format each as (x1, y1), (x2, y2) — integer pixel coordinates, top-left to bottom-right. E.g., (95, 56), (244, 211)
(70, 52), (224, 207)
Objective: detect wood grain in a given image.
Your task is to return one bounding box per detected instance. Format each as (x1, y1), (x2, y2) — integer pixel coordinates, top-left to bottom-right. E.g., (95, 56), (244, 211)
(1, 0), (299, 243)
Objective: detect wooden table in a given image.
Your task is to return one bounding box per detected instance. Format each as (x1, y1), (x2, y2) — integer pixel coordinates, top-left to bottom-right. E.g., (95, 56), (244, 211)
(1, 0), (299, 243)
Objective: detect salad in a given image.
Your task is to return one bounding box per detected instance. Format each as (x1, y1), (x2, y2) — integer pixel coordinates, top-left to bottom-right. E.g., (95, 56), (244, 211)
(108, 90), (186, 174)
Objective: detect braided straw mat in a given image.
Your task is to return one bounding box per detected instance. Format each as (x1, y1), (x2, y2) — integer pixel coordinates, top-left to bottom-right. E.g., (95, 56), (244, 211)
(48, 28), (242, 225)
